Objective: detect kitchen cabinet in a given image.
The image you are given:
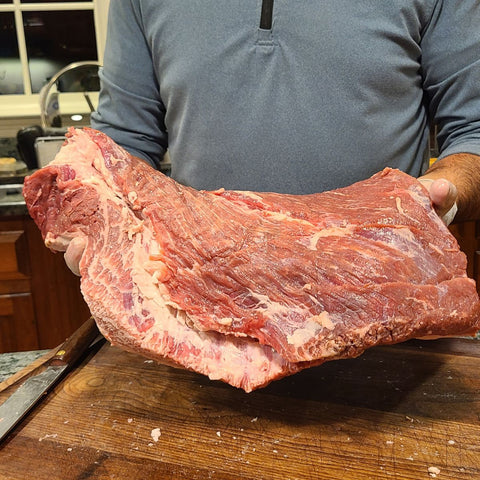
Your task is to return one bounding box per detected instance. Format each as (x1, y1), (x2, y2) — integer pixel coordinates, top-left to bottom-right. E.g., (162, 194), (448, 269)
(0, 215), (90, 353)
(449, 220), (480, 293)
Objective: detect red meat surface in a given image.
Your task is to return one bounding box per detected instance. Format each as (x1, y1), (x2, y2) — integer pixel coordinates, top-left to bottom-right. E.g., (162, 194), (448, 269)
(23, 128), (480, 391)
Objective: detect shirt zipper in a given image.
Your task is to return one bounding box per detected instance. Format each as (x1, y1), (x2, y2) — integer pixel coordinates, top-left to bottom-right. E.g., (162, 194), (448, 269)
(259, 0), (274, 30)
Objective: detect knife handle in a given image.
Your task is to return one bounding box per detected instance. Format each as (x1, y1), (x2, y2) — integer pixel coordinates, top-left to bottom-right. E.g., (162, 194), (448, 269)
(49, 317), (100, 367)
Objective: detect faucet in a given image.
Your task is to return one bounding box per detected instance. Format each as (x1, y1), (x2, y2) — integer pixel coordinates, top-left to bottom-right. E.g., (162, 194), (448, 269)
(39, 61), (101, 130)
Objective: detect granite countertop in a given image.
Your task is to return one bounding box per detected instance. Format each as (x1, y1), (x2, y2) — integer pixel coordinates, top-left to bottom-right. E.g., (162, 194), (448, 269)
(0, 170), (34, 217)
(0, 350), (49, 383)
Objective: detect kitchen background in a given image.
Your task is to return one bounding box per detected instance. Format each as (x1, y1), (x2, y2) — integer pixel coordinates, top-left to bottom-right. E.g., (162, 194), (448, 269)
(0, 0), (110, 134)
(0, 1), (478, 356)
(0, 0), (110, 161)
(0, 0), (110, 355)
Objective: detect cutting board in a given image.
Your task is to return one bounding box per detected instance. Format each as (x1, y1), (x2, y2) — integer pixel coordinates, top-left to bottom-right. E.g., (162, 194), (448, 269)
(0, 337), (479, 480)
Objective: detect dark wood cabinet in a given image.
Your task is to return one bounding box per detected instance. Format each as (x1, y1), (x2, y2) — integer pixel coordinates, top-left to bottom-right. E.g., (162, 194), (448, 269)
(0, 293), (38, 352)
(449, 221), (480, 293)
(0, 215), (91, 353)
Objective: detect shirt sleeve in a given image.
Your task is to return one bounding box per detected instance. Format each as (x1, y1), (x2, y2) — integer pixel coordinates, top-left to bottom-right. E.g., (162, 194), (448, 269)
(90, 0), (167, 169)
(421, 0), (480, 159)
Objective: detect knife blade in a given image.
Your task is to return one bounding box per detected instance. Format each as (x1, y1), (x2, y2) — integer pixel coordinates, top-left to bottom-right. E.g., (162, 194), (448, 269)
(0, 316), (100, 442)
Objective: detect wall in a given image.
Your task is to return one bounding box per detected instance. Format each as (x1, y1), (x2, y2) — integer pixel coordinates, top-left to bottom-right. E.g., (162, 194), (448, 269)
(0, 118), (41, 140)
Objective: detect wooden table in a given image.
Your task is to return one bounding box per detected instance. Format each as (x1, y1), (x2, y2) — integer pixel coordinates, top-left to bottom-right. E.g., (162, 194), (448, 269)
(0, 338), (479, 479)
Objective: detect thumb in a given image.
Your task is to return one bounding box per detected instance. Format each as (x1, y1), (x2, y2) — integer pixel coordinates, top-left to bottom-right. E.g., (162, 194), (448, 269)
(418, 177), (458, 225)
(64, 237), (87, 276)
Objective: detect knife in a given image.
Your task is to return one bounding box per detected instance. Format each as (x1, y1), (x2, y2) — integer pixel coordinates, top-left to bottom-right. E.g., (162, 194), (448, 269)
(0, 316), (100, 442)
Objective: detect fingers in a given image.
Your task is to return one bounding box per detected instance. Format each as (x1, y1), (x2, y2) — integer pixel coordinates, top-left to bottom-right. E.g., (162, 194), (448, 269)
(428, 179), (457, 212)
(418, 177), (458, 225)
(64, 237), (87, 276)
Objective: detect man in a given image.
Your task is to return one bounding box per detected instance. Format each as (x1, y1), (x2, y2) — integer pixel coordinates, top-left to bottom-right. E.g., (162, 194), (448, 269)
(91, 0), (480, 224)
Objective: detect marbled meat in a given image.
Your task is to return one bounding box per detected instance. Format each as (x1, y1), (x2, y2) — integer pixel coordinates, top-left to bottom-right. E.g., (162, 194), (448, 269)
(23, 128), (480, 391)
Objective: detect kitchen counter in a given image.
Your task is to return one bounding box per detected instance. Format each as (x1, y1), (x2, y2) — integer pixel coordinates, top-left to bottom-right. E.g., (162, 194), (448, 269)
(0, 170), (32, 217)
(0, 350), (49, 383)
(1, 337), (479, 479)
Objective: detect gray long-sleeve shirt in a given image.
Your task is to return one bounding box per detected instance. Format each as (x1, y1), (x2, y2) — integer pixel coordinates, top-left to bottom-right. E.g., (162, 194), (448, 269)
(91, 0), (480, 194)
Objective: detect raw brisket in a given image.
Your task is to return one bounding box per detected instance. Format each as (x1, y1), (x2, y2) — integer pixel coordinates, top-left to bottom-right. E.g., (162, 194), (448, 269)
(23, 128), (480, 392)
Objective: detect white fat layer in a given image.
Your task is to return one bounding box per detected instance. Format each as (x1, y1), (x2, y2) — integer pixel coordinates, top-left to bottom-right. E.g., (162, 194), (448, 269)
(395, 197), (405, 215)
(305, 226), (354, 250)
(232, 191), (263, 201)
(128, 191), (138, 203)
(52, 129), (125, 201)
(120, 227), (290, 390)
(287, 318), (322, 347)
(132, 229), (181, 310)
(311, 311), (335, 330)
(286, 312), (338, 347)
(246, 290), (307, 320)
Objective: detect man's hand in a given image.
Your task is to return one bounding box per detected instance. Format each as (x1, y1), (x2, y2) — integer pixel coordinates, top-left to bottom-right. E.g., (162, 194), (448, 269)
(64, 237), (86, 276)
(418, 177), (458, 225)
(419, 152), (480, 223)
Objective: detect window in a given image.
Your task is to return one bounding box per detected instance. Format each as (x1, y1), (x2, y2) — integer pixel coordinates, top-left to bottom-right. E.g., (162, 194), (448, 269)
(0, 0), (109, 119)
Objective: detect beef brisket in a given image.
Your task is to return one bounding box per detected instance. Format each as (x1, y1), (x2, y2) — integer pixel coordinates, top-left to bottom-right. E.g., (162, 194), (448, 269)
(23, 128), (480, 391)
